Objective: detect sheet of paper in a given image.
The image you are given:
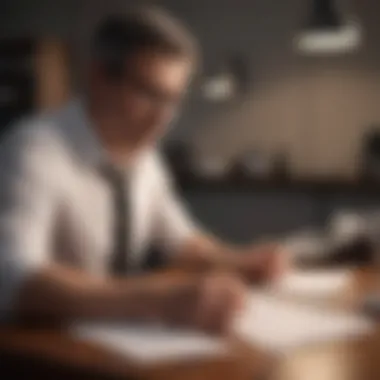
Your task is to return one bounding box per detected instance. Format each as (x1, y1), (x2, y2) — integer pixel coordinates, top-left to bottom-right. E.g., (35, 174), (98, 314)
(234, 291), (373, 354)
(273, 270), (352, 298)
(72, 274), (372, 362)
(73, 323), (227, 364)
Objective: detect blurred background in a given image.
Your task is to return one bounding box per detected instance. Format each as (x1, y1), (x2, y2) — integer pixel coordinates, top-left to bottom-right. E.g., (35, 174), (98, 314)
(2, 0), (380, 259)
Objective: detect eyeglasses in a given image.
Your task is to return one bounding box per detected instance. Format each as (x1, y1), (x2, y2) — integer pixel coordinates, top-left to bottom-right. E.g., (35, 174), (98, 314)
(122, 73), (186, 109)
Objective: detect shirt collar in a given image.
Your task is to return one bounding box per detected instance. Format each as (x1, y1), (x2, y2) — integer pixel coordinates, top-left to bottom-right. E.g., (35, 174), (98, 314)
(63, 98), (106, 167)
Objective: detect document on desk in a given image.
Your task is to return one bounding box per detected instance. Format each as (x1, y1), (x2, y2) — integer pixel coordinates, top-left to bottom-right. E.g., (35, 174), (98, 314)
(235, 291), (373, 355)
(73, 323), (227, 363)
(72, 282), (373, 362)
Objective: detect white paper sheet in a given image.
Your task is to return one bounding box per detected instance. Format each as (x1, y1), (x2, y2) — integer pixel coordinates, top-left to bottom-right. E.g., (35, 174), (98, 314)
(235, 291), (372, 354)
(72, 284), (373, 362)
(73, 323), (227, 363)
(273, 270), (352, 298)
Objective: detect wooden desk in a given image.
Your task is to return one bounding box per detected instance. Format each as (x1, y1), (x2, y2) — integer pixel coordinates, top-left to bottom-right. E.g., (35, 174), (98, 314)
(272, 268), (380, 380)
(0, 268), (379, 380)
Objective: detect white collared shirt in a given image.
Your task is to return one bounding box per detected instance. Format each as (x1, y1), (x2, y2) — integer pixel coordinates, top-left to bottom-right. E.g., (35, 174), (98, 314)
(0, 100), (198, 319)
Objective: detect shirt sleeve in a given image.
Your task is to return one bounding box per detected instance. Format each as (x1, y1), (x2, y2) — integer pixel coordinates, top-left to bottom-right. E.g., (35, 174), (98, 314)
(150, 152), (200, 256)
(0, 123), (59, 321)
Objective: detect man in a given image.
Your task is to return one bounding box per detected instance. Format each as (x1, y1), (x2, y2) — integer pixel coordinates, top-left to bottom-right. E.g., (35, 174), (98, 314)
(0, 7), (286, 333)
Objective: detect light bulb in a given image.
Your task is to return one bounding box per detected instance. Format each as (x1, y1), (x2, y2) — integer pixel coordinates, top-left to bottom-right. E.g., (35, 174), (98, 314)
(295, 20), (362, 55)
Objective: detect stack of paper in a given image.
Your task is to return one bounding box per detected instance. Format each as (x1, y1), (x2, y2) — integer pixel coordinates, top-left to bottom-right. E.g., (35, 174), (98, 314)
(72, 271), (373, 363)
(73, 323), (226, 363)
(272, 270), (352, 298)
(235, 291), (372, 354)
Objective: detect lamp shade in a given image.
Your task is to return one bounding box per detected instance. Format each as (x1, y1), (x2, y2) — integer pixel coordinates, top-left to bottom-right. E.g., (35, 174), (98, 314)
(295, 0), (362, 55)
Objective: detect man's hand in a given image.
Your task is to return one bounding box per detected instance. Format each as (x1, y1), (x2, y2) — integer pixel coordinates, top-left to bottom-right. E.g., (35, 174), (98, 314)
(173, 235), (290, 285)
(236, 244), (289, 284)
(14, 265), (247, 333)
(162, 273), (247, 335)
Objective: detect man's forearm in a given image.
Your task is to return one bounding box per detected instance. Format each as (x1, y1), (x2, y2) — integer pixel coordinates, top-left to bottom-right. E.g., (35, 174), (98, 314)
(14, 264), (194, 323)
(172, 235), (284, 283)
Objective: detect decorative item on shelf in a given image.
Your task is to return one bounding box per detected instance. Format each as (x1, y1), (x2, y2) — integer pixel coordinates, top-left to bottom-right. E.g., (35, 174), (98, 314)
(272, 151), (290, 180)
(201, 55), (248, 103)
(294, 0), (362, 55)
(163, 143), (233, 182)
(361, 127), (380, 182)
(230, 149), (274, 180)
(190, 152), (232, 180)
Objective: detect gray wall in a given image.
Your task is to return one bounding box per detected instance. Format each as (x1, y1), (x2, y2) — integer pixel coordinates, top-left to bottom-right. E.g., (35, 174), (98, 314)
(3, 0), (380, 242)
(2, 0), (380, 178)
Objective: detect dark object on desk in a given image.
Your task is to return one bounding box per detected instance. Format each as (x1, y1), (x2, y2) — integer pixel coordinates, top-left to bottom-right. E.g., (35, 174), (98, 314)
(297, 235), (375, 268)
(328, 236), (374, 265)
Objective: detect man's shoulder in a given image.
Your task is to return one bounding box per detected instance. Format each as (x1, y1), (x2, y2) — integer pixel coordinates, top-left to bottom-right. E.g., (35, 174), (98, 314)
(0, 105), (74, 172)
(2, 108), (66, 150)
(2, 101), (81, 157)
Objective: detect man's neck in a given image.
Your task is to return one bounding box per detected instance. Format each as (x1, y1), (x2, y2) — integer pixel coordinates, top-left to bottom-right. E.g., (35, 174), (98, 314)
(87, 101), (141, 167)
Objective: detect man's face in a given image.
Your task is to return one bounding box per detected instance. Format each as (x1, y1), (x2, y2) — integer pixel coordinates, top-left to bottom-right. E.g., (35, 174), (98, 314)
(102, 50), (192, 147)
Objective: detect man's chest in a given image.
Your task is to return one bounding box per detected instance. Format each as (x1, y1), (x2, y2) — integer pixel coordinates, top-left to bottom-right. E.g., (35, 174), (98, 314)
(52, 166), (157, 274)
